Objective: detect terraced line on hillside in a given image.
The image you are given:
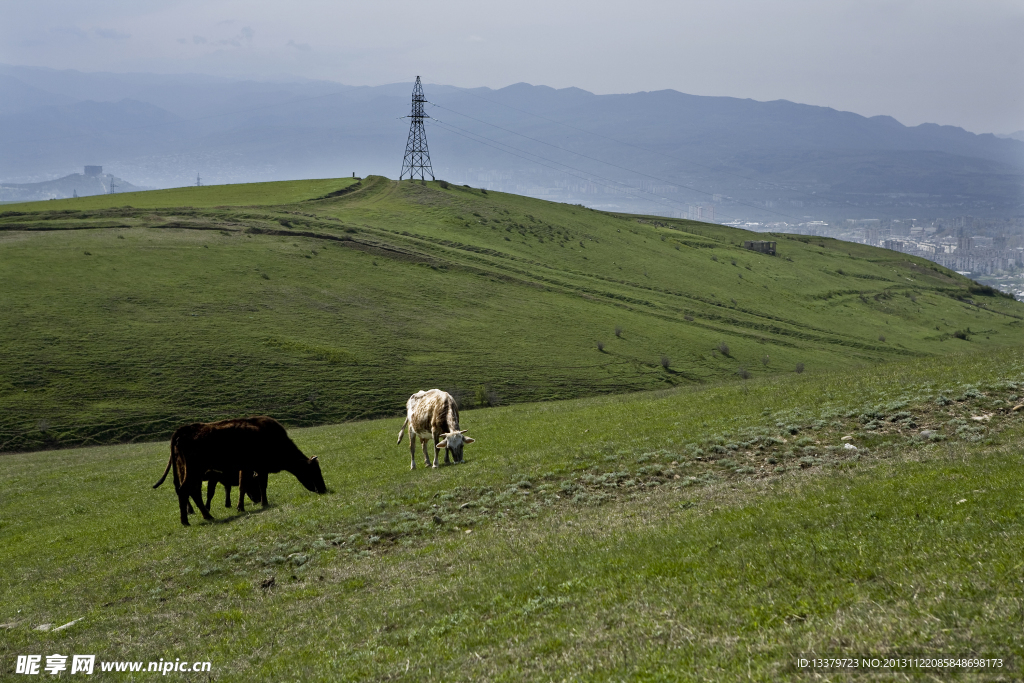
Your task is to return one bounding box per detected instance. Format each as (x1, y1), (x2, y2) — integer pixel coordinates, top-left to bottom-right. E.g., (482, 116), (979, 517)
(103, 208), (925, 357)
(329, 215), (924, 347)
(0, 207), (962, 358)
(295, 222), (918, 356)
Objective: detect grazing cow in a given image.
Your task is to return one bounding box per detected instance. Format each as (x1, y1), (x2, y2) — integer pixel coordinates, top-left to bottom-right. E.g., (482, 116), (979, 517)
(153, 416), (327, 526)
(397, 389), (475, 469)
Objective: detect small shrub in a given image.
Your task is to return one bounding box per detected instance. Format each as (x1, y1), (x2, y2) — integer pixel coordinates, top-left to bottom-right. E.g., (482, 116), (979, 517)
(736, 367), (750, 379)
(953, 329), (970, 340)
(968, 283), (997, 297)
(717, 342), (731, 357)
(761, 354), (770, 366)
(660, 355), (671, 370)
(684, 314), (694, 322)
(795, 362), (805, 374)
(615, 326), (623, 338)
(711, 255), (718, 262)
(878, 334), (886, 342)
(596, 341), (605, 352)
(438, 180), (450, 189)
(731, 258), (737, 266)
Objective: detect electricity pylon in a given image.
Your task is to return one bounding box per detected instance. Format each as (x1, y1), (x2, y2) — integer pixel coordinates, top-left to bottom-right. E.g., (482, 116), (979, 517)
(399, 76), (434, 181)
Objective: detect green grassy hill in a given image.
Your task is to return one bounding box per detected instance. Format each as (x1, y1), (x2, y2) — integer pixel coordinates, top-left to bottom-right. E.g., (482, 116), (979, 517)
(3, 349), (1023, 680)
(1, 176), (1022, 452)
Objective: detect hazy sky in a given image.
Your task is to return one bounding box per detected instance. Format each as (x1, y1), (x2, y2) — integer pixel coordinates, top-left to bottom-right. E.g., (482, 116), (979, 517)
(2, 0), (1022, 134)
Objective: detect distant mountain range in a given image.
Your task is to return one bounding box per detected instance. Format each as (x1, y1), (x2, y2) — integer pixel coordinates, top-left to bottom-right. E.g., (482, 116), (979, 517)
(0, 170), (149, 203)
(1, 64), (1021, 220)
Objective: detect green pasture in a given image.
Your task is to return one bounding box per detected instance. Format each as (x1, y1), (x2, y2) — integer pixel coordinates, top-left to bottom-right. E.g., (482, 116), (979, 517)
(2, 349), (1024, 680)
(0, 177), (358, 212)
(2, 176), (1021, 453)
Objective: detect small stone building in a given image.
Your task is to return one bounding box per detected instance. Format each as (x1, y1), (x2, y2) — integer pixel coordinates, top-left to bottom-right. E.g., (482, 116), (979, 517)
(743, 240), (776, 255)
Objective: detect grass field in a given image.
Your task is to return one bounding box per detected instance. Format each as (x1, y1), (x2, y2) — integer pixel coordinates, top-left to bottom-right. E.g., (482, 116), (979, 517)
(0, 177), (359, 212)
(2, 176), (1022, 453)
(2, 348), (1024, 680)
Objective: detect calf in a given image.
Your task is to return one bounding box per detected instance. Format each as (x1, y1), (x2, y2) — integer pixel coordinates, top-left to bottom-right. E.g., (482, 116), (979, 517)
(153, 416), (327, 526)
(183, 470), (260, 516)
(397, 389), (475, 469)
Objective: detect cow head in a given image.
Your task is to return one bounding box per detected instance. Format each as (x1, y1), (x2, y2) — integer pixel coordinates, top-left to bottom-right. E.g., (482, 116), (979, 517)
(297, 456), (328, 494)
(436, 430), (475, 463)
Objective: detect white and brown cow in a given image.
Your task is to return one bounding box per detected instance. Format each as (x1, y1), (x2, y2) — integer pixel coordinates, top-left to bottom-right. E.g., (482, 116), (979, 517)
(397, 389), (475, 469)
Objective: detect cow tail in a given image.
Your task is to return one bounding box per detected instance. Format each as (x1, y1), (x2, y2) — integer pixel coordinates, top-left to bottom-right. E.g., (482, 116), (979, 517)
(153, 449), (174, 489)
(154, 428), (186, 489)
(396, 417), (409, 445)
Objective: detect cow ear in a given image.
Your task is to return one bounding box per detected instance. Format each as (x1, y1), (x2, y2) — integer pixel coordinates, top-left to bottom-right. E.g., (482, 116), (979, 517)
(436, 440), (448, 449)
(311, 456), (319, 462)
(464, 437), (475, 444)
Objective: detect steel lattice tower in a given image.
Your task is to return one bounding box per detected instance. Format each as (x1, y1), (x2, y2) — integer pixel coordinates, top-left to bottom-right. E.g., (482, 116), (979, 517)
(400, 76), (435, 181)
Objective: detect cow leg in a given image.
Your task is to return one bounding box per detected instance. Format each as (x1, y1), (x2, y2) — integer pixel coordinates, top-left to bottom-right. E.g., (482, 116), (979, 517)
(444, 444), (452, 465)
(409, 429), (417, 470)
(256, 472), (269, 506)
(205, 480), (217, 510)
(172, 462), (191, 525)
(427, 437), (437, 468)
(236, 471), (248, 512)
(172, 464), (195, 514)
(178, 490), (191, 526)
(223, 484), (233, 508)
(419, 436), (430, 468)
(188, 481), (213, 521)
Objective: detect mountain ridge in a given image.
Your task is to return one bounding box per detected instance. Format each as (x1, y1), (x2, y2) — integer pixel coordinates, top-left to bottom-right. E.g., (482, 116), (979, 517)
(1, 66), (1020, 219)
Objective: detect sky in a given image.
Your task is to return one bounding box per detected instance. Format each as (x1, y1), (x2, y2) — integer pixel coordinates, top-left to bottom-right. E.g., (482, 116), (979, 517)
(1, 0), (1022, 135)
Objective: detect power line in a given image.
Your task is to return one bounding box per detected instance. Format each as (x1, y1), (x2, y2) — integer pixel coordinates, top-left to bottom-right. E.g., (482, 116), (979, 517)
(430, 119), (692, 216)
(430, 118), (742, 223)
(428, 99), (794, 220)
(440, 86), (828, 206)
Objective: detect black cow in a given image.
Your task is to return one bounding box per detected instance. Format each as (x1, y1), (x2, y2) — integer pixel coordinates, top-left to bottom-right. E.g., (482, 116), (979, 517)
(153, 416), (327, 526)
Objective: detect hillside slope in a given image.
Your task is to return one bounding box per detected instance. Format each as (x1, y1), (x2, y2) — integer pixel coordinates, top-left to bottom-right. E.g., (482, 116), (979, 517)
(1, 176), (1022, 452)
